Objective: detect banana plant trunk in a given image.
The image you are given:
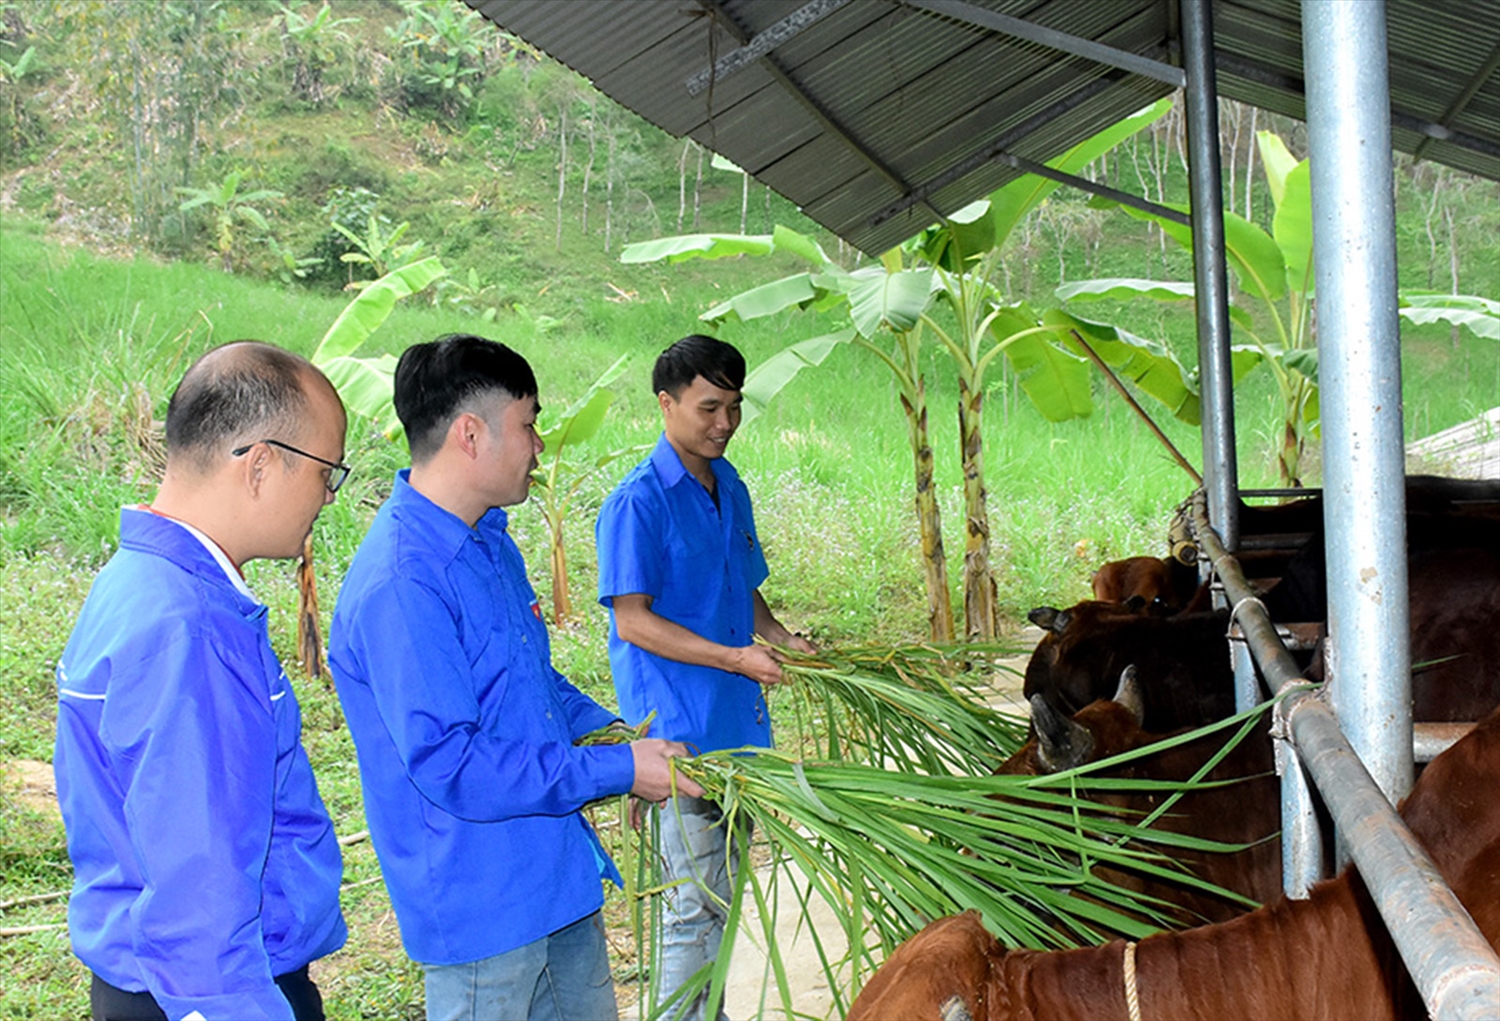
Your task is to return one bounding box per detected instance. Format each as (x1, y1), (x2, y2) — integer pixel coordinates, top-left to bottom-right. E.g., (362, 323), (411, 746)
(1279, 376), (1310, 488)
(901, 376), (955, 643)
(296, 533), (326, 679)
(958, 376), (999, 640)
(548, 521), (574, 626)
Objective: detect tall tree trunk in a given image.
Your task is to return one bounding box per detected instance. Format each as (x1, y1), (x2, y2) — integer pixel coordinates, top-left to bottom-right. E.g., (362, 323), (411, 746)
(693, 145), (704, 231)
(677, 139), (690, 232)
(296, 534), (326, 680)
(604, 120), (616, 252)
(1244, 105), (1258, 222)
(739, 170), (748, 234)
(581, 96), (596, 235)
(958, 377), (998, 640)
(555, 105), (566, 251)
(902, 378), (955, 643)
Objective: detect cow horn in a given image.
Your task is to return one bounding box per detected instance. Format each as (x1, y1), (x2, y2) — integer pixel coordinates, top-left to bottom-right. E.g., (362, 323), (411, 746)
(1028, 606), (1071, 633)
(1113, 664), (1145, 725)
(1029, 694), (1094, 772)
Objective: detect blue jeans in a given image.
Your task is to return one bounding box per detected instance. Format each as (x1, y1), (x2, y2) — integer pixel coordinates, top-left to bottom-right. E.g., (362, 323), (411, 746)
(655, 795), (747, 1021)
(423, 911), (617, 1021)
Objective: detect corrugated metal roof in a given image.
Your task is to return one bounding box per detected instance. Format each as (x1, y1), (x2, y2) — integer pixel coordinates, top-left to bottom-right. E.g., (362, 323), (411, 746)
(468, 0), (1500, 254)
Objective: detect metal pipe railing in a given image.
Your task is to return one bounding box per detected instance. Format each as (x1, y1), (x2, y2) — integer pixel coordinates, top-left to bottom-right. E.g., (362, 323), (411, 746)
(1192, 492), (1500, 1020)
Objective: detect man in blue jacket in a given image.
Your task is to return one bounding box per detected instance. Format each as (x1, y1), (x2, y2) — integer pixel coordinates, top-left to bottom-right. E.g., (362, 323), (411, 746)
(596, 334), (814, 1021)
(329, 334), (700, 1021)
(54, 342), (350, 1021)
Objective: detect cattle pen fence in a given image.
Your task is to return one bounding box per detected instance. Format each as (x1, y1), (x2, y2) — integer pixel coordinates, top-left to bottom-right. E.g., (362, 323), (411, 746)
(1187, 491), (1500, 1020)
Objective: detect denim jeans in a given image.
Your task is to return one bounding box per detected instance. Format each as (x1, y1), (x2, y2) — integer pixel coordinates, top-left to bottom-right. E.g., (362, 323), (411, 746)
(654, 795), (748, 1021)
(423, 910), (617, 1021)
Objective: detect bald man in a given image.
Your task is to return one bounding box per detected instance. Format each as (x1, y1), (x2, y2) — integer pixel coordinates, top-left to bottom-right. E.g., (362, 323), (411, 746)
(54, 342), (350, 1021)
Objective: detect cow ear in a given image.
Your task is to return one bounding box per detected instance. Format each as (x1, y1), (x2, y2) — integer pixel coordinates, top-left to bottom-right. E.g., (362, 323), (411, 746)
(1113, 664), (1145, 725)
(1029, 694), (1094, 772)
(1028, 606), (1059, 630)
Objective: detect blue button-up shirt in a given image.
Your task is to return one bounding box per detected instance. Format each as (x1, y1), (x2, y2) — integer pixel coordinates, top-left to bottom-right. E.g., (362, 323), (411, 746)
(329, 471), (634, 966)
(54, 509), (346, 1020)
(597, 434), (772, 754)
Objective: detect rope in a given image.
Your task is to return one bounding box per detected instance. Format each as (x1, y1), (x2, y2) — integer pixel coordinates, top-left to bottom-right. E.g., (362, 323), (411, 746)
(1123, 940), (1142, 1021)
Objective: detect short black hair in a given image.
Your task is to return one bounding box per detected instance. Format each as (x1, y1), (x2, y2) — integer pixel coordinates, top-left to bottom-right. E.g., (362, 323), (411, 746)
(394, 333), (538, 462)
(165, 341), (313, 471)
(651, 334), (745, 398)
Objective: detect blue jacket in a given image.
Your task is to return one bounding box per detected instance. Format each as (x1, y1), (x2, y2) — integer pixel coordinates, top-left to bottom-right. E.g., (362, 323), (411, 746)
(329, 472), (635, 965)
(53, 509), (346, 1021)
(597, 435), (772, 753)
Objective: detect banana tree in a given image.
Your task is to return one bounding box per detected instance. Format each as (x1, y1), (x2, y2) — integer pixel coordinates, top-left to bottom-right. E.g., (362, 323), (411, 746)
(1059, 131), (1499, 486)
(622, 100), (1191, 641)
(176, 171), (284, 273)
(531, 355), (647, 625)
(294, 256), (448, 676)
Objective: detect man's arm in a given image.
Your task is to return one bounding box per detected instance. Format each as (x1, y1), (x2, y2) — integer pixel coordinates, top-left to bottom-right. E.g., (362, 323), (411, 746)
(112, 629), (298, 1020)
(752, 590), (816, 654)
(612, 592), (785, 685)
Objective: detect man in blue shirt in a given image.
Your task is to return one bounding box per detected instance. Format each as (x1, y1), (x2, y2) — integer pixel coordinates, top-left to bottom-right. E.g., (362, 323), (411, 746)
(54, 342), (350, 1021)
(596, 335), (814, 1020)
(329, 334), (700, 1021)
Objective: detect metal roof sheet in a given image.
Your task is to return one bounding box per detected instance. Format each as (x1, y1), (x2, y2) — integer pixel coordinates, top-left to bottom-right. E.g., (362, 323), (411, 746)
(469, 0), (1500, 255)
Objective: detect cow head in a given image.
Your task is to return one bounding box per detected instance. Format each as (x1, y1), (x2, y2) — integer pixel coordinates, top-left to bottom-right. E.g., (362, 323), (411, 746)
(1004, 667), (1152, 776)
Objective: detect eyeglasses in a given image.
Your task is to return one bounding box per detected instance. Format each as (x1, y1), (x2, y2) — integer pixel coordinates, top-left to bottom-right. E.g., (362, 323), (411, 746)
(232, 439), (352, 494)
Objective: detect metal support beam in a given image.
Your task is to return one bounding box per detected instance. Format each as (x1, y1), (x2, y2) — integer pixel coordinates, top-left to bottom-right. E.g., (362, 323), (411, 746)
(869, 71), (1124, 228)
(1180, 0), (1238, 550)
(994, 152), (1190, 225)
(685, 0), (850, 96)
(1302, 0), (1413, 807)
(906, 0), (1185, 87)
(1215, 50), (1500, 164)
(1412, 39), (1500, 161)
(691, 0), (943, 225)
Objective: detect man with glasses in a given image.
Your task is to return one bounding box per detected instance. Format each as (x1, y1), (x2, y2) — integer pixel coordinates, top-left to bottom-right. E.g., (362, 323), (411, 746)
(330, 333), (700, 1021)
(53, 341), (349, 1020)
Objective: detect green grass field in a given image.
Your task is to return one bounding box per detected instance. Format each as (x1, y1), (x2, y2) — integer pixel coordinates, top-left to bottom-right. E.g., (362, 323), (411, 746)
(3, 211), (1497, 1016)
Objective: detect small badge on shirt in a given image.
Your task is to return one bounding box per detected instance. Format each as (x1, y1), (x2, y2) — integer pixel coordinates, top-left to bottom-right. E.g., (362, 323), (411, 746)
(530, 600), (543, 621)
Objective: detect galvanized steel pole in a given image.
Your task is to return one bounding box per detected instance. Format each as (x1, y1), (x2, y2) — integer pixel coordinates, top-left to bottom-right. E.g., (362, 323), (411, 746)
(1180, 0), (1238, 550)
(1301, 0), (1414, 805)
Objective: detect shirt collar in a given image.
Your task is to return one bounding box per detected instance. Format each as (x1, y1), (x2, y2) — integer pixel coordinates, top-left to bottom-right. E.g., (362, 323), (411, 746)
(649, 432), (738, 490)
(390, 469), (509, 555)
(123, 506), (259, 603)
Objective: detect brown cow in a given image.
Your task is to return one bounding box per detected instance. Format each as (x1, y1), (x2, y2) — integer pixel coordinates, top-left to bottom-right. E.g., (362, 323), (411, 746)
(1027, 544), (1500, 731)
(1090, 555), (1203, 616)
(1023, 603), (1237, 731)
(846, 701), (1500, 1021)
(999, 671), (1280, 925)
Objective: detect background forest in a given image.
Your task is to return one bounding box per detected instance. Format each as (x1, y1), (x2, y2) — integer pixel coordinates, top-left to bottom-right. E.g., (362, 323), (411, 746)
(2, 1), (1498, 1017)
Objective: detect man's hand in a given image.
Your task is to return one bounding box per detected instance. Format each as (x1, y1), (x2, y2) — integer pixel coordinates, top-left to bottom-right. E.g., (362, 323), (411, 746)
(629, 738), (704, 803)
(784, 633), (817, 655)
(731, 643), (785, 686)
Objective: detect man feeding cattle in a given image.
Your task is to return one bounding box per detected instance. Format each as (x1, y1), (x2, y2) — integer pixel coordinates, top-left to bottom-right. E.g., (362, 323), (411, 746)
(54, 342), (349, 1019)
(329, 334), (701, 1021)
(596, 334), (815, 1021)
